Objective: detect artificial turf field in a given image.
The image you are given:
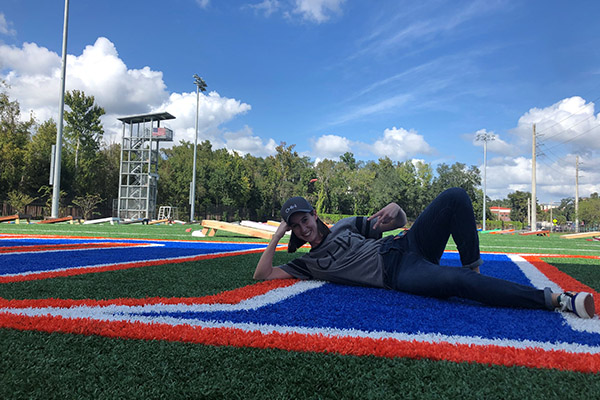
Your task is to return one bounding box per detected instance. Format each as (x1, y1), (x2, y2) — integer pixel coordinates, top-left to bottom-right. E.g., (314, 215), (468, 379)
(1, 223), (599, 399)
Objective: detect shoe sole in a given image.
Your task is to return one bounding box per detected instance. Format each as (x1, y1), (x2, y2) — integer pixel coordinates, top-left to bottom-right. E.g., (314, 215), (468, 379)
(574, 293), (595, 319)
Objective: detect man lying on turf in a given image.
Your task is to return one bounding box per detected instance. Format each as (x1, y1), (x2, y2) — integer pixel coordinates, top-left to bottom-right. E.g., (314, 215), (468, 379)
(254, 187), (595, 319)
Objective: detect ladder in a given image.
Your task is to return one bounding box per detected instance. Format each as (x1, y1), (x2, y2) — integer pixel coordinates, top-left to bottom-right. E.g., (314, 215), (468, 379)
(157, 206), (172, 220)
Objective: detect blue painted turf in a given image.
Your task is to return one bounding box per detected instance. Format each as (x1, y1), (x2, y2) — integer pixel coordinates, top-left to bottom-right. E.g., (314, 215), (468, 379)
(147, 253), (600, 346)
(0, 238), (267, 275)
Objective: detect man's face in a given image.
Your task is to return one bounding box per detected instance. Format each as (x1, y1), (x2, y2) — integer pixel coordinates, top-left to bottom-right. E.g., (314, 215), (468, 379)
(288, 211), (319, 244)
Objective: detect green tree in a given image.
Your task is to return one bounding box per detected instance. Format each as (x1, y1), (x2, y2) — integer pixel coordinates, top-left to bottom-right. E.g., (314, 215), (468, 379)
(370, 157), (402, 214)
(558, 197), (576, 222)
(432, 162), (481, 219)
(262, 143), (311, 217)
(158, 141), (196, 217)
(38, 185), (67, 217)
(6, 190), (35, 215)
(508, 191), (531, 223)
(579, 193), (600, 228)
(314, 159), (337, 214)
(63, 90), (106, 197)
(96, 142), (121, 213)
(22, 119), (57, 196)
(414, 160), (434, 215)
(72, 193), (103, 220)
(0, 83), (34, 198)
(349, 165), (375, 215)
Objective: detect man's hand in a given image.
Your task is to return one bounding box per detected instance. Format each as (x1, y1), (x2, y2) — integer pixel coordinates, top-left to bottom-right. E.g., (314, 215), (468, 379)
(368, 203), (407, 232)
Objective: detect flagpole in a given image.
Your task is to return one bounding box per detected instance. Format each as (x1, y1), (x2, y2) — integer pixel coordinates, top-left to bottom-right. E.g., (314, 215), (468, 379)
(51, 0), (69, 218)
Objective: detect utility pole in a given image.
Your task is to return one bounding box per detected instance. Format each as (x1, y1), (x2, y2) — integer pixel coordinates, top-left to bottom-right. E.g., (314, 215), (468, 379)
(549, 203), (553, 233)
(51, 0), (69, 218)
(575, 155), (579, 233)
(527, 197), (531, 229)
(476, 132), (495, 231)
(190, 74), (207, 222)
(531, 124), (537, 232)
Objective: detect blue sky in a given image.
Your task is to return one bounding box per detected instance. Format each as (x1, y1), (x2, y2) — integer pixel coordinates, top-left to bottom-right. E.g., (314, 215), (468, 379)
(1, 0), (600, 203)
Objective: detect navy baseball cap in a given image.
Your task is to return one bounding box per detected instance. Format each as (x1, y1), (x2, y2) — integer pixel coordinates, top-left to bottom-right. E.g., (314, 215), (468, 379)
(281, 196), (314, 223)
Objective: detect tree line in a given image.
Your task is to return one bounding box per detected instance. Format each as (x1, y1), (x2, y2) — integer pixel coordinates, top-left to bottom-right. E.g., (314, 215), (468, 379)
(1, 86), (599, 227)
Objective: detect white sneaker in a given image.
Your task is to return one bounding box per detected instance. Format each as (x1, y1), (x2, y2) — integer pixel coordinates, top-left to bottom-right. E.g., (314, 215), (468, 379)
(558, 292), (595, 319)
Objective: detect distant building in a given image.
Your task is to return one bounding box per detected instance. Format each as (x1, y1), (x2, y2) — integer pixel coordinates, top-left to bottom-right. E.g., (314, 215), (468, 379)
(489, 206), (511, 221)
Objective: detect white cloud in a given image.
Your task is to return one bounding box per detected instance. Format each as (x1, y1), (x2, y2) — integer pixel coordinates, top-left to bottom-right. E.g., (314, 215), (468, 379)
(0, 13), (16, 36)
(483, 153), (600, 202)
(293, 0), (345, 23)
(1, 37), (170, 123)
(311, 134), (351, 160)
(246, 0), (344, 23)
(469, 129), (516, 156)
(330, 93), (412, 126)
(223, 126), (277, 157)
(196, 0), (210, 9)
(0, 42), (60, 75)
(512, 96), (600, 153)
(0, 36), (281, 157)
(474, 96), (600, 202)
(370, 127), (433, 160)
(247, 0), (281, 17)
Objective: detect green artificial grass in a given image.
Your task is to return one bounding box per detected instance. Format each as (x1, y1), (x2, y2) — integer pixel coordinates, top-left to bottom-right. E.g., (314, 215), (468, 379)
(544, 257), (600, 292)
(1, 329), (599, 400)
(1, 224), (599, 399)
(0, 252), (298, 301)
(0, 222), (273, 243)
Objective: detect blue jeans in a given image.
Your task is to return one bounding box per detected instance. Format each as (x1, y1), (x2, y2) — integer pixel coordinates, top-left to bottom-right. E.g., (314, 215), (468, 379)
(381, 188), (553, 310)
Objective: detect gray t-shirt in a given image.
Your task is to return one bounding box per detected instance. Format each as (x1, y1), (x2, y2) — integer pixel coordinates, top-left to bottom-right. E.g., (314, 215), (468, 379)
(278, 217), (387, 288)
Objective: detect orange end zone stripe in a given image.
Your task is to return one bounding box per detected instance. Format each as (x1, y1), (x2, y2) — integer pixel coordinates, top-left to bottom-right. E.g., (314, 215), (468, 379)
(0, 279), (296, 308)
(523, 255), (600, 312)
(0, 312), (598, 373)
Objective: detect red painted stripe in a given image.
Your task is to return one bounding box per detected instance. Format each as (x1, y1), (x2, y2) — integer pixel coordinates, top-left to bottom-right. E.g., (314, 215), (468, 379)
(0, 248), (267, 283)
(0, 233), (269, 245)
(0, 242), (145, 254)
(0, 279), (296, 308)
(523, 255), (600, 312)
(0, 312), (598, 373)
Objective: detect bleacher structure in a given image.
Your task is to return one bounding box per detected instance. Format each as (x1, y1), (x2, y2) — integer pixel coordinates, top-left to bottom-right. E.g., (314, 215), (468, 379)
(117, 112), (175, 220)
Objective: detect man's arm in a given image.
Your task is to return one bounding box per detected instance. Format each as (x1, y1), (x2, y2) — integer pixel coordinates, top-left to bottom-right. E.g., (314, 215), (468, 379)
(367, 202), (407, 233)
(253, 221), (294, 280)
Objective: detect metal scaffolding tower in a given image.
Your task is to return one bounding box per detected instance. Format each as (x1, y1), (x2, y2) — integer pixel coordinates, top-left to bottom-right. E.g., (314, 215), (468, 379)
(117, 112), (174, 220)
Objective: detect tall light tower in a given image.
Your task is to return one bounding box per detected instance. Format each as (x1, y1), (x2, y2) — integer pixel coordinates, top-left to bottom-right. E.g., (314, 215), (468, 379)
(51, 0), (69, 218)
(190, 74), (207, 222)
(476, 131), (495, 231)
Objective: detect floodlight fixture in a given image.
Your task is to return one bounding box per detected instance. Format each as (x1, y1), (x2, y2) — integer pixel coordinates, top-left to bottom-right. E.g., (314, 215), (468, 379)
(190, 74), (207, 222)
(475, 132), (496, 231)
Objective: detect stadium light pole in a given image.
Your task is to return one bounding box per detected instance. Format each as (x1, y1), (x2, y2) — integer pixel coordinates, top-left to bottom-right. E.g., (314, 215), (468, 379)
(190, 74), (207, 222)
(476, 132), (495, 231)
(51, 0), (69, 218)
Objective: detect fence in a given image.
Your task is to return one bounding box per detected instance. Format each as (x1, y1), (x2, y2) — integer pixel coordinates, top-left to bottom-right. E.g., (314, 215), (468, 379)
(1, 202), (113, 220)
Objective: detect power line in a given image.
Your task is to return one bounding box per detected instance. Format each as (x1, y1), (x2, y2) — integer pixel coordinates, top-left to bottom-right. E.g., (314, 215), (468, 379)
(535, 94), (599, 137)
(541, 123), (600, 152)
(539, 111), (596, 142)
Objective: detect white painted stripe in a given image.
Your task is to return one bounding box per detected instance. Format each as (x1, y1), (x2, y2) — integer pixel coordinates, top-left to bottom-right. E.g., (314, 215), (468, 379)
(3, 305), (599, 356)
(507, 254), (600, 334)
(0, 246), (267, 278)
(1, 281), (324, 315)
(0, 243), (162, 257)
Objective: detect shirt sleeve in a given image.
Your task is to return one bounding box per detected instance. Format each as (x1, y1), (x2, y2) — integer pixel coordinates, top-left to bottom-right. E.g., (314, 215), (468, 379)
(278, 257), (313, 280)
(337, 216), (382, 240)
